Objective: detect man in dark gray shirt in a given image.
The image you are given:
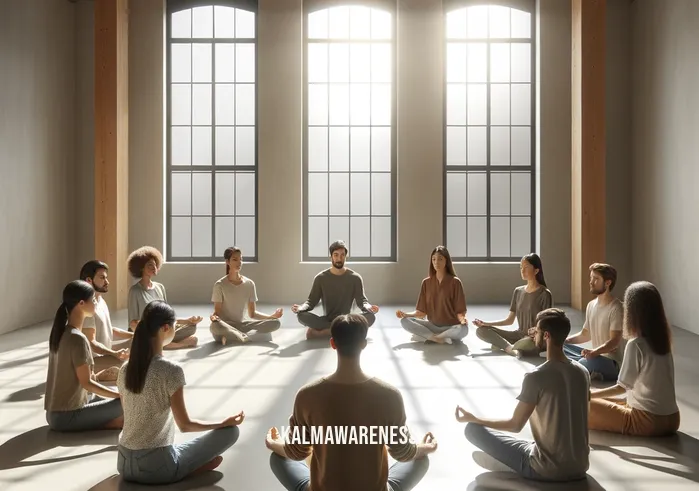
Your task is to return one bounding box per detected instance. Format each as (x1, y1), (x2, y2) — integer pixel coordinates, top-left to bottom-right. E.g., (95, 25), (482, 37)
(292, 240), (379, 339)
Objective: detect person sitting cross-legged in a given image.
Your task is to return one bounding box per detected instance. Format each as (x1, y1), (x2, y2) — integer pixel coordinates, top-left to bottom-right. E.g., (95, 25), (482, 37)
(457, 308), (590, 482)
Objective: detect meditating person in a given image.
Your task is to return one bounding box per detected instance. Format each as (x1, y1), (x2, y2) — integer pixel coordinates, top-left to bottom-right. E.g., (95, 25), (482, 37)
(45, 280), (123, 432)
(291, 240), (379, 339)
(210, 246), (283, 344)
(116, 300), (244, 484)
(564, 263), (625, 381)
(396, 246), (468, 344)
(588, 281), (680, 436)
(266, 314), (437, 491)
(473, 253), (553, 357)
(457, 308), (590, 482)
(127, 246), (201, 349)
(80, 260), (133, 376)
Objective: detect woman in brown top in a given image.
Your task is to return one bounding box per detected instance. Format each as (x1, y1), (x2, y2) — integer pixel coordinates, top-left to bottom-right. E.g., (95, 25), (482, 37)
(396, 246), (468, 344)
(45, 280), (123, 432)
(473, 253), (553, 357)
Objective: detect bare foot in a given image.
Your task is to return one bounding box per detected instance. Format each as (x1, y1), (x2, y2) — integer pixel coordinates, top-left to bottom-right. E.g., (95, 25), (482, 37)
(229, 329), (249, 343)
(221, 336), (227, 346)
(96, 366), (119, 382)
(165, 336), (199, 350)
(429, 335), (447, 344)
(190, 456), (223, 477)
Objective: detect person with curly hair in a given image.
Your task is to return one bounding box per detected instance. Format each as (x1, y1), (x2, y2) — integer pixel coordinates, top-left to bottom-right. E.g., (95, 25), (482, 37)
(127, 246), (201, 349)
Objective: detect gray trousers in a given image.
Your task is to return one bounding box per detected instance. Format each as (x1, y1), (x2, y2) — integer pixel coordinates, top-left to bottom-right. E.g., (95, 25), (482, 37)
(475, 326), (542, 356)
(210, 318), (281, 343)
(464, 423), (542, 480)
(297, 311), (376, 330)
(400, 317), (468, 341)
(173, 322), (197, 342)
(118, 426), (239, 485)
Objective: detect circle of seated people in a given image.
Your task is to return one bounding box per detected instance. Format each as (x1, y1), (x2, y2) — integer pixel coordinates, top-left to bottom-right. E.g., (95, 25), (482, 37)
(41, 241), (680, 489)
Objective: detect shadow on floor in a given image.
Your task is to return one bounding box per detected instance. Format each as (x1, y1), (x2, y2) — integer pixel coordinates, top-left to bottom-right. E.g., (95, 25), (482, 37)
(466, 472), (606, 491)
(263, 338), (329, 358)
(0, 352), (48, 370)
(590, 430), (699, 484)
(392, 342), (470, 365)
(0, 426), (117, 470)
(185, 340), (279, 361)
(4, 382), (46, 403)
(89, 471), (226, 491)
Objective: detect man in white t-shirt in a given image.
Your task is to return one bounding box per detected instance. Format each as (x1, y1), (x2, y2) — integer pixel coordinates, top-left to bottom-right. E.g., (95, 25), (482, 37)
(564, 263), (625, 381)
(456, 308), (590, 482)
(81, 260), (133, 377)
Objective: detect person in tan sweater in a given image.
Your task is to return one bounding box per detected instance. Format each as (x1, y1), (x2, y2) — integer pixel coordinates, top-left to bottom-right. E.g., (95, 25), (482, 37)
(265, 314), (437, 491)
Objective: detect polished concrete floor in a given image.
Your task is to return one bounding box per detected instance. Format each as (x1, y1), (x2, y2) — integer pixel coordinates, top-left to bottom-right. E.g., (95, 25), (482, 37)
(1, 305), (698, 491)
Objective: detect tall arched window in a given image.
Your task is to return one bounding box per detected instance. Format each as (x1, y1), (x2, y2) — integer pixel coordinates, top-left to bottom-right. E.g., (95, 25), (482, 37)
(304, 4), (396, 261)
(166, 0), (258, 261)
(444, 1), (535, 261)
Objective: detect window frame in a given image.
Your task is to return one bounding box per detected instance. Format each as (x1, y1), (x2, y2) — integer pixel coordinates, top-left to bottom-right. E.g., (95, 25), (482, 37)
(302, 2), (398, 262)
(443, 0), (537, 262)
(165, 0), (259, 262)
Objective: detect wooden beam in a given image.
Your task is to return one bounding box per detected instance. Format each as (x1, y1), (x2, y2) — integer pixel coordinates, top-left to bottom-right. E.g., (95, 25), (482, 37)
(94, 0), (129, 310)
(571, 0), (606, 310)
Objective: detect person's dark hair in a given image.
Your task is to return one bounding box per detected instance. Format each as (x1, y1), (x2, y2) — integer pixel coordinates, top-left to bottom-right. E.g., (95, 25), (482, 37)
(623, 281), (672, 355)
(329, 240), (348, 257)
(127, 246), (164, 279)
(224, 246), (242, 275)
(79, 260), (109, 282)
(589, 263), (617, 291)
(49, 280), (95, 353)
(330, 314), (368, 357)
(523, 253), (547, 288)
(125, 300), (177, 393)
(429, 245), (457, 278)
(535, 308), (571, 346)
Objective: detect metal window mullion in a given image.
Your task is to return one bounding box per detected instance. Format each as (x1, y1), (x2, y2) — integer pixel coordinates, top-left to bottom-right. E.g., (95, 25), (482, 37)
(368, 37), (373, 258)
(211, 36), (217, 258)
(326, 40), (330, 253)
(485, 36), (492, 260)
(189, 14), (194, 258)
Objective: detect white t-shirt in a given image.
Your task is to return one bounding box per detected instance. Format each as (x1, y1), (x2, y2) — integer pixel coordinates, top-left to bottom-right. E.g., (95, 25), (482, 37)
(517, 359), (590, 480)
(618, 337), (678, 415)
(117, 356), (186, 450)
(83, 296), (113, 348)
(585, 297), (625, 364)
(211, 276), (257, 323)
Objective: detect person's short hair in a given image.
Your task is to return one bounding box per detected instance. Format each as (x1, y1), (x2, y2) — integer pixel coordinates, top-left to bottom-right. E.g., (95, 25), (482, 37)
(79, 260), (109, 281)
(535, 308), (571, 346)
(329, 240), (348, 256)
(127, 246), (164, 279)
(330, 314), (368, 357)
(589, 263), (617, 291)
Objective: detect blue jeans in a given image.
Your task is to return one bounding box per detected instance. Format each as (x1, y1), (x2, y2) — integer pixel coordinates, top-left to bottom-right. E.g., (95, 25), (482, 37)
(117, 426), (239, 484)
(269, 452), (429, 491)
(464, 423), (542, 480)
(563, 344), (619, 381)
(46, 397), (122, 432)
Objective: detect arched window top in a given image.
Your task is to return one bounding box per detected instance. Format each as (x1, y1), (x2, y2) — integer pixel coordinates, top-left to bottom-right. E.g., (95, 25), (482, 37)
(168, 2), (257, 39)
(446, 3), (532, 40)
(307, 5), (393, 41)
(305, 1), (395, 15)
(444, 0), (534, 13)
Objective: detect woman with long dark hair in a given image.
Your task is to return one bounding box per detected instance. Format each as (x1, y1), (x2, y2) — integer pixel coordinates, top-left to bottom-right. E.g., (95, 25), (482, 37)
(45, 280), (123, 431)
(209, 246), (283, 344)
(117, 301), (243, 484)
(397, 246), (468, 344)
(588, 281), (679, 436)
(473, 253), (553, 357)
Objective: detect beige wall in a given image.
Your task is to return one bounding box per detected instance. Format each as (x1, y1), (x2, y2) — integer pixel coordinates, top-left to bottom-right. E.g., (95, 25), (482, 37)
(0, 0), (76, 335)
(122, 0), (579, 306)
(631, 0), (699, 334)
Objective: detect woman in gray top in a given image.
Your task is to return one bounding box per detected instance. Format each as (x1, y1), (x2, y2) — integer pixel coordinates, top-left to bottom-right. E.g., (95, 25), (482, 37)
(117, 301), (243, 484)
(45, 280), (123, 432)
(473, 253), (553, 358)
(126, 246), (201, 349)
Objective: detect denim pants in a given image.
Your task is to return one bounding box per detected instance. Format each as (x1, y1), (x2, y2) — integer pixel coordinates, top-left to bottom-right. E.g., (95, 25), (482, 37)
(46, 397), (123, 432)
(563, 344), (620, 381)
(464, 423), (543, 480)
(269, 452), (429, 491)
(117, 426), (239, 484)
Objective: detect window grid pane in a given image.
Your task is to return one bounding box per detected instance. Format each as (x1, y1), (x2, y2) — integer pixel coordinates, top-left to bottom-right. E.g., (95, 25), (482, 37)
(167, 6), (258, 261)
(444, 5), (535, 261)
(305, 6), (395, 261)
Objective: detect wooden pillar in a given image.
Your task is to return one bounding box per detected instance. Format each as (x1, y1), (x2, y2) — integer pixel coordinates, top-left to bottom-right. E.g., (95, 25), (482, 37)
(571, 0), (605, 310)
(95, 0), (129, 310)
